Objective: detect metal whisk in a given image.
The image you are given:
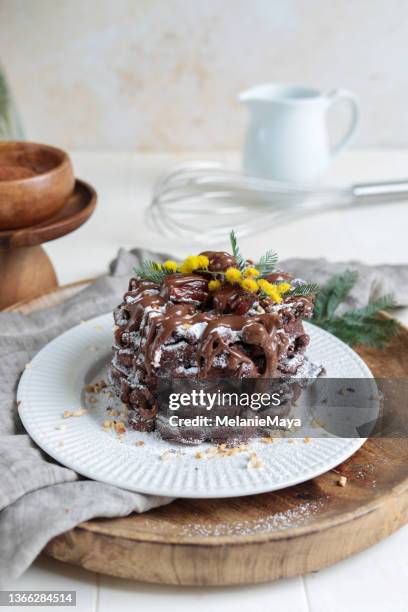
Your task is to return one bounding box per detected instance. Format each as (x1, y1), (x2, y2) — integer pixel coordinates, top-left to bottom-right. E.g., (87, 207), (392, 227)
(147, 161), (408, 243)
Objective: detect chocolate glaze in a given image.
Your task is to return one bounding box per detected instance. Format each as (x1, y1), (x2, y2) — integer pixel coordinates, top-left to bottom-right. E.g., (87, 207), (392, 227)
(109, 251), (316, 438)
(199, 251), (238, 272)
(161, 274), (209, 305)
(212, 285), (257, 315)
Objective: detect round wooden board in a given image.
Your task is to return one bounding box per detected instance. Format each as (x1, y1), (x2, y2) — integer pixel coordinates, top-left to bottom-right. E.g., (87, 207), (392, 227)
(10, 286), (408, 586)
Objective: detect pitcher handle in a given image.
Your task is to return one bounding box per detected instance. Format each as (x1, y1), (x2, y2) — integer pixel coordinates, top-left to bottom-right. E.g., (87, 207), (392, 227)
(326, 89), (359, 157)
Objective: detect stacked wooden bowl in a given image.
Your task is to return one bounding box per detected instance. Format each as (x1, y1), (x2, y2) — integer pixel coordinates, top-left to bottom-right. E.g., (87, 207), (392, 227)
(0, 141), (97, 309)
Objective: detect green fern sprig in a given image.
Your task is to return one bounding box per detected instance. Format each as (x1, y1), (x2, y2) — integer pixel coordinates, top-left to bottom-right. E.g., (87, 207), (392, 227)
(312, 271), (398, 348)
(287, 282), (319, 297)
(313, 269), (357, 319)
(133, 260), (172, 284)
(256, 250), (279, 277)
(229, 229), (279, 276)
(229, 230), (246, 271)
(343, 294), (397, 320)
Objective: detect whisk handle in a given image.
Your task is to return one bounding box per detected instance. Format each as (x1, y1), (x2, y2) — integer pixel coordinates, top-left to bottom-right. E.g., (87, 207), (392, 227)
(352, 179), (408, 203)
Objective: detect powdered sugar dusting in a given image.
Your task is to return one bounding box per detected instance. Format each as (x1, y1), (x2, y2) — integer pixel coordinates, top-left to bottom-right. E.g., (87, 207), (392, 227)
(179, 497), (328, 536)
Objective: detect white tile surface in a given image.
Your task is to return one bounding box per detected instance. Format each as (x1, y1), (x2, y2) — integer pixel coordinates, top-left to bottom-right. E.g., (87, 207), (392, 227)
(98, 575), (308, 612)
(2, 556), (97, 612)
(305, 523), (408, 612)
(7, 149), (408, 610)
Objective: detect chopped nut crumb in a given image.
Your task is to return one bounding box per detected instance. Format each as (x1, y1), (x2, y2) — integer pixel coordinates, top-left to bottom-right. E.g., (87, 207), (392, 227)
(72, 408), (88, 417)
(338, 476), (347, 487)
(107, 408), (119, 417)
(114, 421), (126, 434)
(63, 410), (73, 418)
(237, 444), (250, 451)
(261, 436), (274, 444)
(86, 380), (108, 394)
(213, 442), (251, 458)
(161, 450), (176, 460)
(247, 452), (263, 469)
(303, 437), (312, 444)
(102, 420), (112, 429)
(195, 451), (204, 459)
(134, 440), (145, 446)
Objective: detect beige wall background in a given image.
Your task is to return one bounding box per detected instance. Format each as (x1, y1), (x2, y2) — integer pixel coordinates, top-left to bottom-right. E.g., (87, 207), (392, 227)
(0, 0), (407, 151)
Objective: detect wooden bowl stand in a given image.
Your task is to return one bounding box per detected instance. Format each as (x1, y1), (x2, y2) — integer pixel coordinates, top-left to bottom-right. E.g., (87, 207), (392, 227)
(0, 179), (96, 310)
(0, 245), (57, 309)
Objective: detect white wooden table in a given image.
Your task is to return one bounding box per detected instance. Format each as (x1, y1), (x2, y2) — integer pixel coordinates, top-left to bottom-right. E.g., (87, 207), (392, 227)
(5, 150), (408, 611)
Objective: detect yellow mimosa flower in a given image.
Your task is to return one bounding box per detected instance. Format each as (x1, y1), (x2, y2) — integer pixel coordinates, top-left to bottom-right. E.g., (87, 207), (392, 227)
(241, 278), (259, 293)
(197, 255), (209, 269)
(163, 260), (178, 273)
(208, 279), (222, 291)
(179, 255), (199, 274)
(257, 279), (282, 303)
(277, 282), (291, 294)
(225, 267), (242, 283)
(244, 267), (260, 278)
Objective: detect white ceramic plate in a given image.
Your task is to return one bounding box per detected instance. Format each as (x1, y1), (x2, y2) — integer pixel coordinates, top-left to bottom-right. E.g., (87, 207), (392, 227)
(18, 314), (374, 498)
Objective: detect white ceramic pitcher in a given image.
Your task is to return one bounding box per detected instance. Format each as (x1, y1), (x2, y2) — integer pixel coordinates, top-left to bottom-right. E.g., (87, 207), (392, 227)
(239, 83), (359, 183)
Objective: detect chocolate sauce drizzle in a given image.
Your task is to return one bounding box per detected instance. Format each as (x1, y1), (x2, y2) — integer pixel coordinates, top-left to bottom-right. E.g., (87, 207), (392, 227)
(109, 251), (314, 431)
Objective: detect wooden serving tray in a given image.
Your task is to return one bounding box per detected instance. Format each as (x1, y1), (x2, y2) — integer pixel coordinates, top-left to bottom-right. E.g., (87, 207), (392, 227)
(10, 285), (408, 586)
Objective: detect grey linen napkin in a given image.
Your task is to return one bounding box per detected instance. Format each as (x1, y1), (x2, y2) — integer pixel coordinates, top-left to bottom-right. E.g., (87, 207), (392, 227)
(1, 247), (408, 584)
(0, 247), (172, 585)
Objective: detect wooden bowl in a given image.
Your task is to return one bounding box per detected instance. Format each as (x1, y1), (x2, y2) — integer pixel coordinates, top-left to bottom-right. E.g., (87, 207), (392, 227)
(0, 141), (75, 229)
